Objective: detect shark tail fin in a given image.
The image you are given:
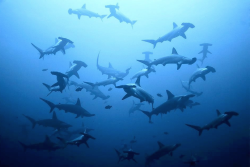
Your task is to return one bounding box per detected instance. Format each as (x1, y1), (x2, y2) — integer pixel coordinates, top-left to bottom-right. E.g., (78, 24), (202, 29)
(22, 114), (36, 128)
(131, 20), (137, 28)
(31, 43), (44, 59)
(18, 141), (27, 152)
(142, 40), (157, 48)
(100, 15), (106, 21)
(186, 124), (203, 136)
(139, 109), (153, 123)
(40, 98), (55, 113)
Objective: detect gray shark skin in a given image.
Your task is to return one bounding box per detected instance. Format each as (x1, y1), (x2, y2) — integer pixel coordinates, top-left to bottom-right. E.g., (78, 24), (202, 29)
(131, 66), (155, 80)
(31, 37), (73, 59)
(186, 110), (239, 136)
(19, 135), (63, 152)
(97, 53), (131, 79)
(69, 81), (110, 100)
(184, 100), (200, 109)
(68, 4), (106, 20)
(129, 101), (144, 116)
(23, 111), (72, 130)
(145, 142), (181, 167)
(142, 51), (153, 63)
(43, 71), (69, 96)
(188, 66), (216, 88)
(180, 80), (203, 96)
(198, 43), (212, 65)
(57, 132), (95, 148)
(137, 48), (197, 70)
(116, 77), (154, 109)
(40, 98), (95, 118)
(142, 22), (195, 48)
(66, 60), (87, 79)
(140, 90), (195, 123)
(105, 3), (137, 28)
(55, 38), (75, 50)
(84, 77), (123, 87)
(121, 149), (140, 163)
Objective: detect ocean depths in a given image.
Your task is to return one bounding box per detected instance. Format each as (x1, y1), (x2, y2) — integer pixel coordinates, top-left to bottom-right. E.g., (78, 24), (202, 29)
(0, 0), (249, 167)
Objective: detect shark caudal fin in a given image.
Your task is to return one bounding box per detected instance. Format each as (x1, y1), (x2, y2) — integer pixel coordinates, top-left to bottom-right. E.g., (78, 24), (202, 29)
(100, 15), (106, 21)
(185, 124), (203, 136)
(22, 114), (36, 128)
(142, 40), (157, 48)
(139, 109), (153, 123)
(40, 98), (56, 113)
(131, 20), (137, 28)
(31, 43), (44, 59)
(18, 141), (28, 152)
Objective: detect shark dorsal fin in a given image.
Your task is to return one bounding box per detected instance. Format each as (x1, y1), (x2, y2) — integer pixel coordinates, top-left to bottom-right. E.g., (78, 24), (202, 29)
(135, 77), (141, 86)
(76, 98), (81, 106)
(82, 4), (86, 9)
(157, 141), (164, 149)
(173, 22), (178, 29)
(109, 63), (113, 68)
(172, 48), (178, 55)
(166, 90), (174, 100)
(52, 111), (58, 120)
(216, 110), (221, 116)
(44, 135), (51, 143)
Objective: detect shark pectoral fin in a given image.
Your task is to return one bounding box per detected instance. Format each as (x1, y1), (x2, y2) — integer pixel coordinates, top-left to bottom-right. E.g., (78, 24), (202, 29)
(225, 121), (231, 127)
(74, 72), (80, 79)
(145, 74), (149, 78)
(180, 33), (186, 39)
(173, 22), (178, 29)
(177, 63), (182, 70)
(201, 75), (206, 81)
(77, 14), (81, 19)
(84, 142), (90, 148)
(107, 14), (113, 18)
(122, 94), (131, 100)
(61, 48), (65, 54)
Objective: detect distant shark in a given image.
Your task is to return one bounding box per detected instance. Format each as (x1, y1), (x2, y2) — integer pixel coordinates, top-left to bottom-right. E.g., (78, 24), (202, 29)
(84, 77), (123, 87)
(121, 149), (140, 163)
(180, 80), (203, 96)
(128, 101), (144, 116)
(68, 4), (106, 20)
(31, 37), (73, 59)
(188, 65), (216, 88)
(42, 71), (69, 96)
(145, 141), (181, 167)
(186, 110), (239, 136)
(69, 81), (110, 100)
(57, 131), (95, 148)
(23, 111), (72, 130)
(19, 135), (63, 152)
(198, 43), (212, 65)
(131, 66), (155, 80)
(105, 3), (137, 28)
(66, 60), (87, 79)
(40, 98), (95, 118)
(140, 90), (195, 123)
(142, 51), (153, 63)
(97, 53), (131, 79)
(142, 22), (195, 48)
(114, 149), (126, 163)
(116, 77), (154, 109)
(55, 38), (75, 50)
(137, 48), (196, 70)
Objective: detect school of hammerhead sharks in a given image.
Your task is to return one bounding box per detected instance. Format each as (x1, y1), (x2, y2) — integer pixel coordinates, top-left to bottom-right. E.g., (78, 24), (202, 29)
(18, 3), (239, 166)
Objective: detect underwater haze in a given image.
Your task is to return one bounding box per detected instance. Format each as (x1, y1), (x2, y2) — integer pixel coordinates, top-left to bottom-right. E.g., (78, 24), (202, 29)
(0, 0), (249, 166)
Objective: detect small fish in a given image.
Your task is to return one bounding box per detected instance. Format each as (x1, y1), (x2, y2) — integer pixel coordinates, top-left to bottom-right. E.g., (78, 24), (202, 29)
(157, 93), (162, 97)
(108, 87), (112, 91)
(179, 154), (185, 159)
(42, 69), (48, 71)
(105, 105), (112, 109)
(75, 87), (83, 92)
(163, 132), (168, 135)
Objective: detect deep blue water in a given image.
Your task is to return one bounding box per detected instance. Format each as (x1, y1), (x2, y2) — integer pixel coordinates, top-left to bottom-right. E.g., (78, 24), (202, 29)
(0, 0), (249, 167)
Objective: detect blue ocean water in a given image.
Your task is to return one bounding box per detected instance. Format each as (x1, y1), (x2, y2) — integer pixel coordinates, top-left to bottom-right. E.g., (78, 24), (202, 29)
(0, 0), (249, 166)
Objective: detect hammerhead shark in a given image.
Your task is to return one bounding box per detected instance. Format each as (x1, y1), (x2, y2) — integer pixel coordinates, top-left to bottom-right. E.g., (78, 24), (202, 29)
(66, 60), (87, 79)
(142, 22), (195, 48)
(186, 110), (239, 136)
(105, 3), (137, 28)
(198, 43), (212, 65)
(31, 37), (73, 59)
(68, 4), (106, 20)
